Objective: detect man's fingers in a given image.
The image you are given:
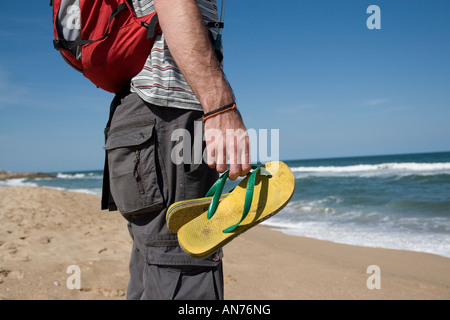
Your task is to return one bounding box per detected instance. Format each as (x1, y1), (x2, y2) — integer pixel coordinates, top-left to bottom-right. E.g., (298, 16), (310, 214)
(203, 110), (251, 178)
(240, 135), (252, 175)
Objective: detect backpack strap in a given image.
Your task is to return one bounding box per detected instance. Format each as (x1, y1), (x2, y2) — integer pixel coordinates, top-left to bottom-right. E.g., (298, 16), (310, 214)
(206, 21), (224, 63)
(141, 14), (159, 39)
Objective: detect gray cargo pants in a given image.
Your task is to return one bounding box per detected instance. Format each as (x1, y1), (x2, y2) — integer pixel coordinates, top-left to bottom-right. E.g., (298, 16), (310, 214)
(103, 91), (223, 300)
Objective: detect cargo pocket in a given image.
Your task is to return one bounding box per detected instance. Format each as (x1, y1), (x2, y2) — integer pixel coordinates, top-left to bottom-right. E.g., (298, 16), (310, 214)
(144, 234), (220, 265)
(143, 265), (221, 300)
(105, 121), (165, 220)
(143, 234), (223, 299)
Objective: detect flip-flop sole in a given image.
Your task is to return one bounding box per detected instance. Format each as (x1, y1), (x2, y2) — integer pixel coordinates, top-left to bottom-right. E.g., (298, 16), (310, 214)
(177, 161), (295, 258)
(166, 193), (229, 233)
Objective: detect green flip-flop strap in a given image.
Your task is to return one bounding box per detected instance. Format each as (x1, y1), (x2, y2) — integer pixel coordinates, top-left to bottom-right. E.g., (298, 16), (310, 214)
(206, 170), (229, 219)
(222, 167), (261, 233)
(205, 165), (272, 227)
(205, 170), (229, 197)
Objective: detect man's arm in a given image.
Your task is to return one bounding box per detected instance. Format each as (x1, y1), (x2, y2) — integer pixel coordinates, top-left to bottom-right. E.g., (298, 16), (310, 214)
(154, 0), (251, 180)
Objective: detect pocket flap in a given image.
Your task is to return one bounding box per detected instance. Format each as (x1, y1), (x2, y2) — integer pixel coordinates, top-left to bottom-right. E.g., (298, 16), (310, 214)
(104, 123), (155, 150)
(143, 234), (223, 267)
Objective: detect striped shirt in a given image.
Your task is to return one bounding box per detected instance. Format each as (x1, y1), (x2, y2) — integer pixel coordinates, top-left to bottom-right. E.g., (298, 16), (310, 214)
(131, 0), (221, 111)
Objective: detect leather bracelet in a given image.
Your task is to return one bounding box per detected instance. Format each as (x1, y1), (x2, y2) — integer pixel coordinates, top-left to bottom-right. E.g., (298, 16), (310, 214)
(202, 102), (237, 122)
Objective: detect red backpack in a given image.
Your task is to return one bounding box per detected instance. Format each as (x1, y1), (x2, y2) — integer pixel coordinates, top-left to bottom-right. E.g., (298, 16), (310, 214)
(51, 0), (159, 93)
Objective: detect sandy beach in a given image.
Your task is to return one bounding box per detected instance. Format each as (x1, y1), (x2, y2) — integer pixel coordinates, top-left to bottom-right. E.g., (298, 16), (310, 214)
(0, 186), (449, 300)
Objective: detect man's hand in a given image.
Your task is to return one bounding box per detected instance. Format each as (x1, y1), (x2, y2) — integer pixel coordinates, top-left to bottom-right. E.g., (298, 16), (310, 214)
(154, 0), (251, 180)
(203, 109), (251, 180)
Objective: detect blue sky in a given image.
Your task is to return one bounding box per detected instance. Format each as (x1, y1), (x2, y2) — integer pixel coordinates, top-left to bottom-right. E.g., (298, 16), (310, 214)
(0, 0), (449, 173)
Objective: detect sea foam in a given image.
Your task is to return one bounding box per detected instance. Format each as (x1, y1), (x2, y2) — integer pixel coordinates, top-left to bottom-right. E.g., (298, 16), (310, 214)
(290, 162), (450, 177)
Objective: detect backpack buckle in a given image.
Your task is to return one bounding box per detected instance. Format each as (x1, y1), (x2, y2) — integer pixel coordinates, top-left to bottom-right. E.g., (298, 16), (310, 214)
(53, 40), (62, 51)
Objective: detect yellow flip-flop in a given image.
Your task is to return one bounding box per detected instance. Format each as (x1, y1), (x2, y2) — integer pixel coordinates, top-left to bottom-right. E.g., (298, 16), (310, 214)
(166, 168), (233, 233)
(166, 193), (229, 234)
(176, 161), (295, 258)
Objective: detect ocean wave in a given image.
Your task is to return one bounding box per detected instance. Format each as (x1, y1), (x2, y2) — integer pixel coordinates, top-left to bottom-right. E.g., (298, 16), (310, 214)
(0, 179), (102, 196)
(264, 197), (450, 257)
(279, 198), (450, 226)
(56, 172), (102, 179)
(69, 188), (103, 196)
(290, 162), (450, 177)
(281, 197), (341, 216)
(0, 178), (39, 187)
(57, 173), (86, 179)
(263, 219), (450, 257)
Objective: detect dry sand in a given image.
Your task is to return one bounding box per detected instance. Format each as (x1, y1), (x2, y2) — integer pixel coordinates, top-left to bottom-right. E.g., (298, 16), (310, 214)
(1, 186), (449, 300)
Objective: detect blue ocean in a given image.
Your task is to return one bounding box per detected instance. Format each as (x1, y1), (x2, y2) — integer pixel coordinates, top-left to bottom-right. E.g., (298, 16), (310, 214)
(2, 151), (449, 257)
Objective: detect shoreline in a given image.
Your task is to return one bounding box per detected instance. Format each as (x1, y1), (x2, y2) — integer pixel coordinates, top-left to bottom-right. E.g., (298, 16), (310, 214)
(2, 183), (447, 258)
(1, 186), (449, 300)
(2, 183), (447, 259)
(262, 224), (450, 259)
